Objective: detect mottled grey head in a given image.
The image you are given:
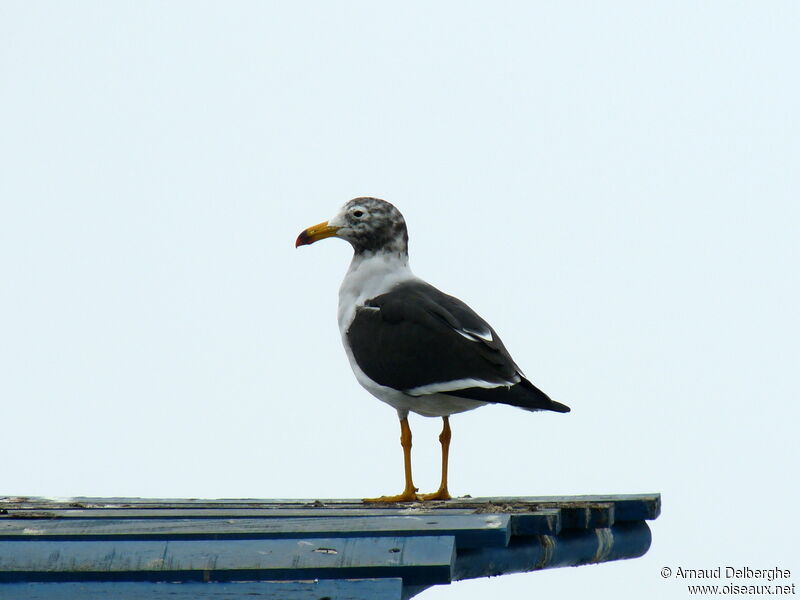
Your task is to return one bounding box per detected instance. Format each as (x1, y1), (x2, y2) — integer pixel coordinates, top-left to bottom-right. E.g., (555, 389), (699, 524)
(296, 197), (409, 256)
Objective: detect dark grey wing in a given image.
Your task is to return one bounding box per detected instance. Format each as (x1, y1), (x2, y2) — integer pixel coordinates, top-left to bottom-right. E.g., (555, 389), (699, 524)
(346, 281), (569, 413)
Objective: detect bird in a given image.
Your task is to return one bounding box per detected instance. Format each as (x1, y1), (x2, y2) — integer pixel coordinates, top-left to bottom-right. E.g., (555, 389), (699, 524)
(296, 198), (569, 502)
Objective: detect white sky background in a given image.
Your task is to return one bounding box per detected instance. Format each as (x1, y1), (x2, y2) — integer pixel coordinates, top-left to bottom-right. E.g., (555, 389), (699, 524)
(1, 2), (798, 598)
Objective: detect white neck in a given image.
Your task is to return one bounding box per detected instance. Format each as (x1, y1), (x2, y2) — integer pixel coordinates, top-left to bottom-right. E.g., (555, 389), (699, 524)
(337, 251), (415, 331)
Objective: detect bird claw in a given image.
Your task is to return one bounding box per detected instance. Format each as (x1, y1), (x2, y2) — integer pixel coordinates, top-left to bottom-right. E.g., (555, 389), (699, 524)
(419, 489), (452, 501)
(362, 488), (421, 503)
(363, 487), (452, 503)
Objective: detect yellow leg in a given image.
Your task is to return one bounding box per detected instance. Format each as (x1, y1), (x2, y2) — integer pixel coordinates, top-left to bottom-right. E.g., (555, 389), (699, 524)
(420, 416), (452, 501)
(363, 417), (420, 503)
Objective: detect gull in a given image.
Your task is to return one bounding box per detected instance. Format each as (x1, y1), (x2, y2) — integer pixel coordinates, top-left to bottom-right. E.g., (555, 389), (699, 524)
(296, 197), (569, 502)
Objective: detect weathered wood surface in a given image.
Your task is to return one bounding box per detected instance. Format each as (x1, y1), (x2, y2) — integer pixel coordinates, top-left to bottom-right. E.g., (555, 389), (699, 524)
(0, 510), (562, 537)
(0, 536), (455, 585)
(0, 494), (661, 520)
(0, 494), (661, 598)
(0, 495), (658, 528)
(0, 514), (510, 548)
(0, 507), (491, 519)
(0, 579), (404, 599)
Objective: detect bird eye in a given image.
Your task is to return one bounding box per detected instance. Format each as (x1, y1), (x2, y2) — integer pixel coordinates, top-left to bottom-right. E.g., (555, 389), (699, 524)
(352, 210), (364, 218)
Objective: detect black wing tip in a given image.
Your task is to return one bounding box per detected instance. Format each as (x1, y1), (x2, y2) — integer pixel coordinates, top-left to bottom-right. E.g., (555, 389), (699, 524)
(516, 396), (571, 414)
(548, 400), (571, 413)
(445, 380), (571, 414)
(520, 378), (570, 413)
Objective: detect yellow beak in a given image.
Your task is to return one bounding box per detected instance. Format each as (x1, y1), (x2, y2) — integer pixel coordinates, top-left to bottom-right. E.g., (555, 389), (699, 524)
(295, 220), (341, 247)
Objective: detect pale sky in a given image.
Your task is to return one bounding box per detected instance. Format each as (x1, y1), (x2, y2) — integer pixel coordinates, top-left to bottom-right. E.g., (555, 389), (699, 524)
(1, 2), (798, 598)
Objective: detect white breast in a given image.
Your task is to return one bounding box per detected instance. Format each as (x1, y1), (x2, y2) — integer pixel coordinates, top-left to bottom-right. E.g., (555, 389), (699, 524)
(336, 252), (487, 418)
(336, 253), (419, 415)
(337, 252), (416, 333)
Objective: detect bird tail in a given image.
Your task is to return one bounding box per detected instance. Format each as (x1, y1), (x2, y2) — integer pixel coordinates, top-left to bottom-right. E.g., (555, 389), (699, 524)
(447, 378), (570, 413)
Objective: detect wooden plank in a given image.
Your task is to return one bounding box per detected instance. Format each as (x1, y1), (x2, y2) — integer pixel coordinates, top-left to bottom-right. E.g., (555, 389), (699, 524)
(0, 579), (405, 599)
(1, 507), (503, 520)
(0, 494), (661, 520)
(1, 494), (660, 508)
(552, 503), (614, 529)
(2, 498), (352, 508)
(0, 494), (660, 521)
(0, 494), (661, 595)
(507, 510), (561, 536)
(0, 508), (562, 540)
(443, 494), (661, 521)
(0, 515), (510, 549)
(0, 536), (455, 586)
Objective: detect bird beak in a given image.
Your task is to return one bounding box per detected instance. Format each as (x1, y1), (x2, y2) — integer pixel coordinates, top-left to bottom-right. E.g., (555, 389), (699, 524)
(296, 221), (340, 247)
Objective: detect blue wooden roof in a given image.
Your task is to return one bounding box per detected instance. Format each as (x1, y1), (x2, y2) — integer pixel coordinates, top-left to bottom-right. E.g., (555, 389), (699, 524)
(0, 494), (660, 599)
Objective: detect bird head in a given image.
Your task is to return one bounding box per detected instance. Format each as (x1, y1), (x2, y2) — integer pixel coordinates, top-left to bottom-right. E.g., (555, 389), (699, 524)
(296, 197), (409, 255)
